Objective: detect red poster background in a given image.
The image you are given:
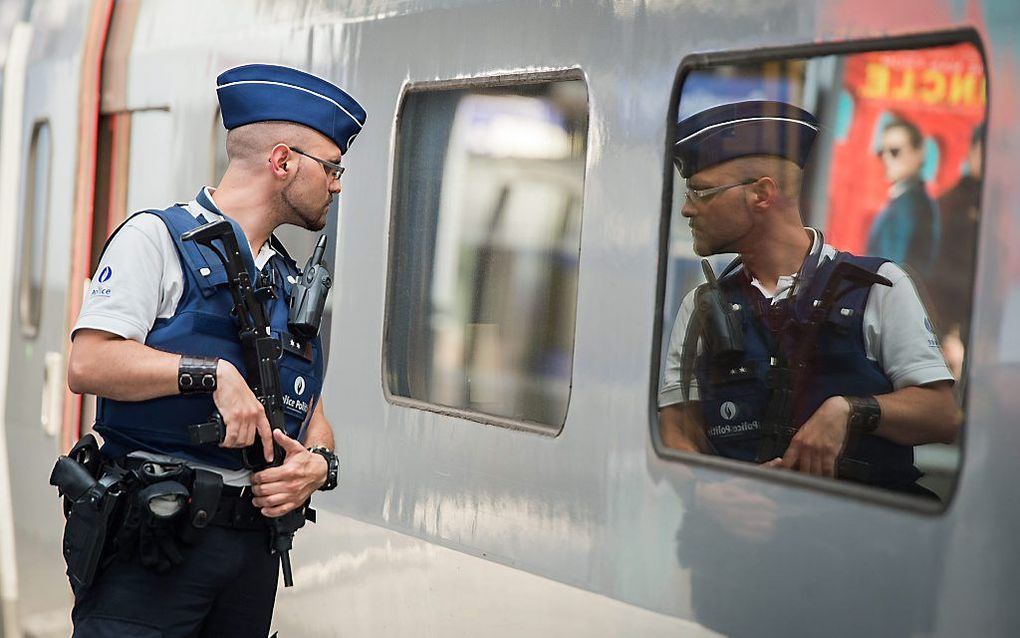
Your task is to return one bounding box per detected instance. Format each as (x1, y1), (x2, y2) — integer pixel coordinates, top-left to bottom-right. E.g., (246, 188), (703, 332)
(825, 43), (986, 253)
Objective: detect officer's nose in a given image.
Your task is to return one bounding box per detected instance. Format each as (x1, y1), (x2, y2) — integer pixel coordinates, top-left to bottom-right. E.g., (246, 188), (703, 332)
(329, 179), (342, 195)
(680, 195), (697, 218)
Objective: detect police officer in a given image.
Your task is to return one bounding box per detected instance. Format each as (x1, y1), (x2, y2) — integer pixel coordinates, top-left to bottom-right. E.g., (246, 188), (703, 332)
(658, 101), (960, 495)
(65, 64), (364, 636)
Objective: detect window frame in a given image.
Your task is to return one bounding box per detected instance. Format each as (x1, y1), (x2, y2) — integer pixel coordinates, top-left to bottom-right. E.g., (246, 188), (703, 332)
(381, 68), (590, 437)
(650, 28), (987, 514)
(19, 119), (54, 340)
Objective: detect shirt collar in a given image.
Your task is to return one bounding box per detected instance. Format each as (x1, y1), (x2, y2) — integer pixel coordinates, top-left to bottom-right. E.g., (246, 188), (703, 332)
(748, 227), (828, 302)
(185, 187), (278, 270)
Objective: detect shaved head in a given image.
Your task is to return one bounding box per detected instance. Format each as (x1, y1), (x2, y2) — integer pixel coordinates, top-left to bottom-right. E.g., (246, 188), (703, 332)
(726, 155), (804, 200)
(225, 121), (322, 164)
(216, 119), (342, 235)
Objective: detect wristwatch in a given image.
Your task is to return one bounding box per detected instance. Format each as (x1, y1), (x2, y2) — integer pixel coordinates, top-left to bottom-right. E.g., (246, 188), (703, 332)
(308, 446), (340, 491)
(844, 395), (881, 434)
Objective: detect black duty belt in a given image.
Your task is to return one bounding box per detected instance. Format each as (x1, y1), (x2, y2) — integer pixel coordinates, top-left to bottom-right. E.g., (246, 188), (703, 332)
(211, 486), (267, 530)
(115, 457), (266, 531)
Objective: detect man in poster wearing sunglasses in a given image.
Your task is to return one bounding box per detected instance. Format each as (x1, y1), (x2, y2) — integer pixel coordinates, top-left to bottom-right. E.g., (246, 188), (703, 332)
(866, 116), (939, 285)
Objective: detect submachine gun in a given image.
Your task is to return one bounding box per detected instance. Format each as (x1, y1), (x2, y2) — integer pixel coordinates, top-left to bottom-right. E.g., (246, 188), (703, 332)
(181, 219), (314, 587)
(754, 258), (892, 480)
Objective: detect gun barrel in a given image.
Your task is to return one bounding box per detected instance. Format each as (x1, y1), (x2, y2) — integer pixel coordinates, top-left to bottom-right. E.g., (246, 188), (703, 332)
(280, 550), (294, 587)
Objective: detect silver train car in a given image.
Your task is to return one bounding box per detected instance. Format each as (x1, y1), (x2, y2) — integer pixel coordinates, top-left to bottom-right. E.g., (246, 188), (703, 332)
(0, 0), (1017, 636)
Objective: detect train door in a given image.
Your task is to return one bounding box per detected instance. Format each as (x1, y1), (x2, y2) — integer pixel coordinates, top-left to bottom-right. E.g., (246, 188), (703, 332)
(64, 0), (146, 454)
(0, 2), (116, 635)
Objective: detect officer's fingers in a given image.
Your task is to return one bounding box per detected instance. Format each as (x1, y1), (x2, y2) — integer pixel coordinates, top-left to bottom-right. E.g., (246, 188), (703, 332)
(219, 417), (240, 448)
(252, 477), (289, 496)
(253, 466), (286, 485)
(822, 446), (839, 476)
(250, 479), (285, 496)
(781, 443), (800, 470)
(808, 453), (824, 476)
(822, 454), (837, 477)
(273, 428), (306, 455)
(256, 417), (274, 463)
(261, 502), (298, 518)
(253, 492), (291, 508)
(796, 448), (815, 473)
(238, 417), (256, 447)
(225, 413), (255, 449)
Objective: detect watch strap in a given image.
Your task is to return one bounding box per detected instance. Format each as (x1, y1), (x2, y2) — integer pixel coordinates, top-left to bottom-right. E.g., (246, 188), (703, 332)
(179, 356), (218, 394)
(309, 446), (339, 491)
(845, 395), (881, 434)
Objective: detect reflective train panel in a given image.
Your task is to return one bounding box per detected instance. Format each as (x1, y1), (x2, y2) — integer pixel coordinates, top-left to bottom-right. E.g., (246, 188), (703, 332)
(0, 1), (1017, 636)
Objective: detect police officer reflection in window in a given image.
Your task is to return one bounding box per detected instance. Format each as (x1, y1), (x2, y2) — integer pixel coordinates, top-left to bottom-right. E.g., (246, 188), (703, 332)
(65, 64), (362, 636)
(657, 101), (960, 497)
(866, 116), (939, 285)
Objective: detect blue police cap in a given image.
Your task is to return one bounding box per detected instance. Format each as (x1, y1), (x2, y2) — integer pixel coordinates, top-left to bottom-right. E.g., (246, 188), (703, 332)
(216, 64), (367, 155)
(673, 100), (819, 178)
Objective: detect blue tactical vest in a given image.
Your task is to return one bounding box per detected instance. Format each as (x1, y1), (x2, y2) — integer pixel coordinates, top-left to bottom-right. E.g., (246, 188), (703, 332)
(94, 197), (324, 470)
(693, 252), (922, 490)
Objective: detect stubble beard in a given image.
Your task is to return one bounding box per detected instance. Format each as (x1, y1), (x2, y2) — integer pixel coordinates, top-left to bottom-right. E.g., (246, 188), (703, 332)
(281, 178), (328, 231)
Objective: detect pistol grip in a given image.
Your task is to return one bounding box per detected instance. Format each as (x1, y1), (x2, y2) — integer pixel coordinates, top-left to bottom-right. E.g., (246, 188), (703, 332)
(188, 413), (225, 445)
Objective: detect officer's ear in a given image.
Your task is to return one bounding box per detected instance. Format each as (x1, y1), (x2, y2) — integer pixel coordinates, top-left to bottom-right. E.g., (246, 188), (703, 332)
(747, 176), (780, 211)
(268, 144), (293, 179)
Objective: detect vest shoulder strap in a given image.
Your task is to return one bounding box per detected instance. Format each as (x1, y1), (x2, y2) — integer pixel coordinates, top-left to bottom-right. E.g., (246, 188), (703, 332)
(798, 251), (892, 327)
(145, 206), (229, 298)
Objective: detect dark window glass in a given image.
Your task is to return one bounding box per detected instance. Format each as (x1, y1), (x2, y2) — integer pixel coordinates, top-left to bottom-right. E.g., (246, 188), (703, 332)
(386, 78), (589, 429)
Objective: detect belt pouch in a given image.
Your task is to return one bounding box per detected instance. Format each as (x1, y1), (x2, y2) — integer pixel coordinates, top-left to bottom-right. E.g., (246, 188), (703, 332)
(180, 469), (223, 544)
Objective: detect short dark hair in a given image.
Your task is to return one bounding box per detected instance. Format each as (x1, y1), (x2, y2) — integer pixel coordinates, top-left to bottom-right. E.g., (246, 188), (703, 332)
(883, 117), (924, 149)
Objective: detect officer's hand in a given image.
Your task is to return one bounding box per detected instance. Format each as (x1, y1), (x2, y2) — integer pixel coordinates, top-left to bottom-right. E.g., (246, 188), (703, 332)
(212, 359), (274, 461)
(780, 396), (851, 477)
(251, 429), (328, 518)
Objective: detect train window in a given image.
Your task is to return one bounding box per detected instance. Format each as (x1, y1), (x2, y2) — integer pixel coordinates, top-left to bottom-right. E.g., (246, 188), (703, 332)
(385, 76), (588, 431)
(20, 121), (52, 339)
(657, 40), (985, 504)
